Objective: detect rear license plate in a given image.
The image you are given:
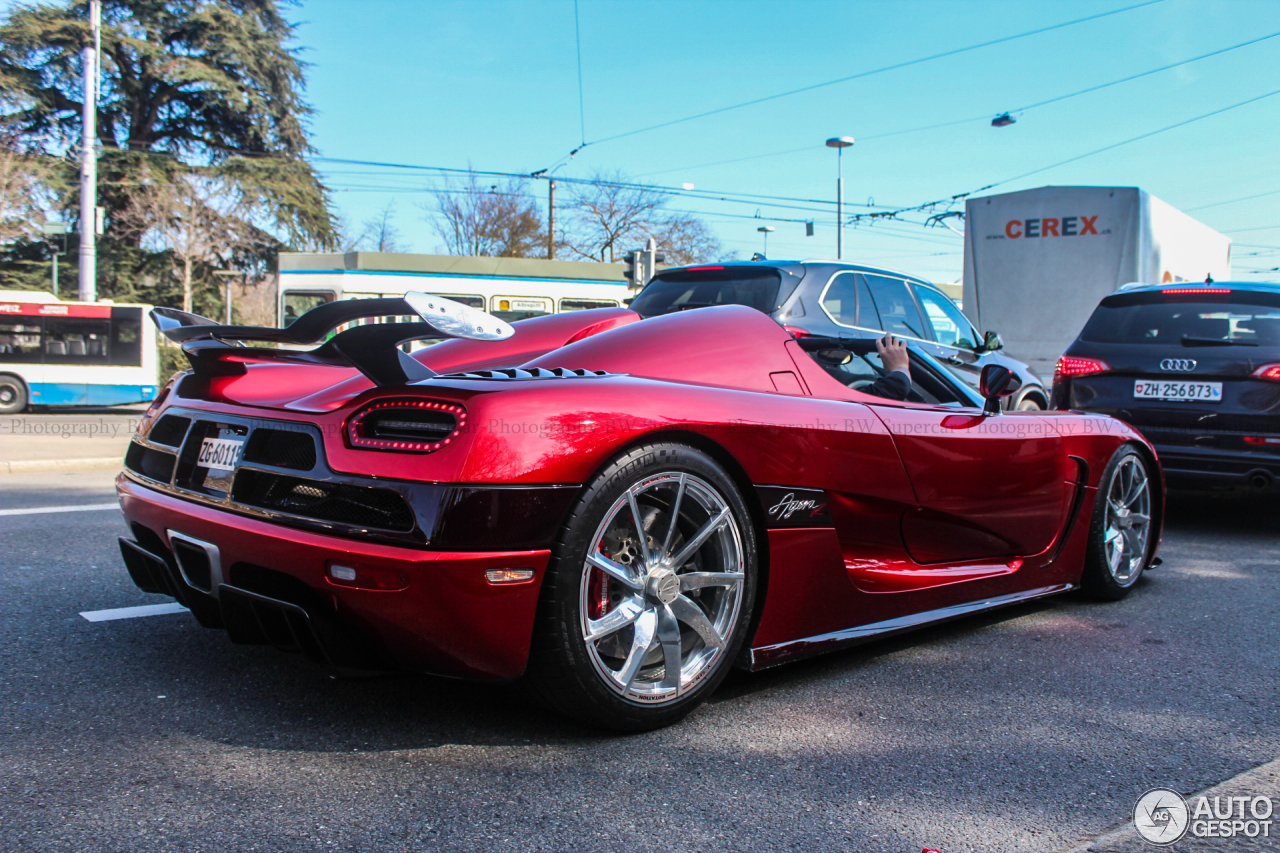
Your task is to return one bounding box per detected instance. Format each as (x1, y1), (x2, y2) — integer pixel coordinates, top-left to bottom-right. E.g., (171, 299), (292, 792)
(1134, 380), (1222, 402)
(197, 437), (244, 471)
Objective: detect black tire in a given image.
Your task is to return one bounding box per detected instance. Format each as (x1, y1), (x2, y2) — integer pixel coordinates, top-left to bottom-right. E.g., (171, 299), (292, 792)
(528, 442), (757, 731)
(1080, 445), (1153, 601)
(0, 374), (27, 415)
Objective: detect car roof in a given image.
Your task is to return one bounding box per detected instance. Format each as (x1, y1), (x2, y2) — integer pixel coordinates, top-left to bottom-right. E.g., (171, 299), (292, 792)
(659, 259), (932, 287)
(1114, 280), (1280, 294)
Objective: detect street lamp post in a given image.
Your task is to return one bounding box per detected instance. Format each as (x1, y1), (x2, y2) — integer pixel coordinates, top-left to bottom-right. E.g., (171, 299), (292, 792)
(213, 270), (245, 325)
(40, 221), (69, 297)
(757, 225), (775, 257)
(825, 136), (854, 260)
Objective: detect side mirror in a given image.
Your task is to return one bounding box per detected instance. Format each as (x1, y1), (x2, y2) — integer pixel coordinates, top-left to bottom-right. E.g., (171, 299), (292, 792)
(814, 348), (852, 366)
(978, 330), (1004, 353)
(979, 363), (1021, 415)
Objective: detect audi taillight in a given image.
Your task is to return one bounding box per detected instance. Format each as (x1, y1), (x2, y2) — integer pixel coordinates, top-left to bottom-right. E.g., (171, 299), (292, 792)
(1253, 363), (1280, 382)
(1054, 356), (1110, 384)
(346, 399), (466, 453)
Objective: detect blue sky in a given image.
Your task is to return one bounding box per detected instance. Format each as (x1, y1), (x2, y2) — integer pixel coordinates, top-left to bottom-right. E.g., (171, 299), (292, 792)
(295, 0), (1280, 281)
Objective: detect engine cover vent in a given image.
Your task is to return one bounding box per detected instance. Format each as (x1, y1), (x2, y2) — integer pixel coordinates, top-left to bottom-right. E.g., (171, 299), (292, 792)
(439, 367), (613, 380)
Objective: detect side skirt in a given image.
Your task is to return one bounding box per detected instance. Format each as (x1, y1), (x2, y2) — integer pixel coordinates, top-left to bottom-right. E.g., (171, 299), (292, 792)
(747, 582), (1074, 671)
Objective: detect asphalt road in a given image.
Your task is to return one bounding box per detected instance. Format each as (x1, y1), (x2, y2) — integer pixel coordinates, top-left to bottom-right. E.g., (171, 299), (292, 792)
(1, 469), (1277, 853)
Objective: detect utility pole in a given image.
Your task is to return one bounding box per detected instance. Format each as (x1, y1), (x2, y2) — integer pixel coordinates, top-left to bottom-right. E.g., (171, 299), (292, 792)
(547, 179), (557, 260)
(78, 0), (101, 303)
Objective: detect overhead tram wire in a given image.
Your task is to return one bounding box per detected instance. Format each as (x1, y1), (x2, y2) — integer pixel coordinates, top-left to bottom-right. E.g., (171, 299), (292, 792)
(845, 85), (1280, 228)
(860, 30), (1280, 141)
(639, 22), (1271, 182)
(638, 146), (816, 179)
(1187, 187), (1280, 212)
(1223, 224), (1280, 233)
(980, 86), (1280, 190)
(574, 0), (587, 148)
(312, 156), (889, 211)
(549, 0), (1165, 161)
(322, 172), (848, 216)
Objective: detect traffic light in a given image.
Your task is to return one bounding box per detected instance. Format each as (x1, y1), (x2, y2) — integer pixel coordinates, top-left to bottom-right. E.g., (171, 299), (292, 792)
(621, 239), (665, 290)
(621, 249), (642, 288)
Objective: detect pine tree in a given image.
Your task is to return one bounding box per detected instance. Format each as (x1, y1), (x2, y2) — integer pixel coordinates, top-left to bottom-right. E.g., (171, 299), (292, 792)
(0, 0), (336, 302)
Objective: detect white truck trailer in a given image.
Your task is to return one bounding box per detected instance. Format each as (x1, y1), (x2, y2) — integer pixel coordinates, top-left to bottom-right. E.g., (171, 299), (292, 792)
(961, 186), (1232, 378)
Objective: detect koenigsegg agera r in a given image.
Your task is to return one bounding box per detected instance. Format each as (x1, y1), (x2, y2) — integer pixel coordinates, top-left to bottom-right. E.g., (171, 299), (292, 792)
(116, 295), (1163, 730)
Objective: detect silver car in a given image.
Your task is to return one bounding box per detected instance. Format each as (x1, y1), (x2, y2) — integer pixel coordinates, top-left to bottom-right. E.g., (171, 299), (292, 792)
(629, 259), (1048, 410)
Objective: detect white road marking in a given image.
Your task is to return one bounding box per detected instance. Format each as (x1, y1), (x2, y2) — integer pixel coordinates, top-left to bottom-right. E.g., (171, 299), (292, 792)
(0, 502), (119, 517)
(80, 603), (189, 622)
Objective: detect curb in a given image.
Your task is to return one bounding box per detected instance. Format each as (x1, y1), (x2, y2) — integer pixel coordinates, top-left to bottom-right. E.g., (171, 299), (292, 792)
(0, 457), (123, 475)
(1057, 755), (1280, 852)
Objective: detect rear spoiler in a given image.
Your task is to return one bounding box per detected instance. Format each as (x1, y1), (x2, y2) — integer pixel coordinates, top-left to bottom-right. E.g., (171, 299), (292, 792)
(151, 293), (514, 386)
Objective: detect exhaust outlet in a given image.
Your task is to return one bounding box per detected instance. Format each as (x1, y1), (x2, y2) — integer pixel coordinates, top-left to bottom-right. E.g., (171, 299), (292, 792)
(1247, 470), (1273, 490)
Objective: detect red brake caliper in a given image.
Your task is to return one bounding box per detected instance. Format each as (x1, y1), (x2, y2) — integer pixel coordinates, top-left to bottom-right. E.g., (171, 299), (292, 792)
(588, 551), (612, 619)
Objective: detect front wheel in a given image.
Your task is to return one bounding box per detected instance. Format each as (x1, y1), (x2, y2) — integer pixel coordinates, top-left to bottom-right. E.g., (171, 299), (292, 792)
(528, 443), (757, 731)
(0, 374), (27, 415)
(1080, 446), (1153, 600)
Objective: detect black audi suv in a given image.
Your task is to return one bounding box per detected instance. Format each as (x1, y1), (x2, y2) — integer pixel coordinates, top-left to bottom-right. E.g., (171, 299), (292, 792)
(1051, 282), (1280, 490)
(628, 260), (1049, 410)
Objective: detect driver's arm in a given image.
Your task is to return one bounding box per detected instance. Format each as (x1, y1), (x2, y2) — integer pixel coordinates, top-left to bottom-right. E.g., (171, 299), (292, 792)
(863, 335), (912, 401)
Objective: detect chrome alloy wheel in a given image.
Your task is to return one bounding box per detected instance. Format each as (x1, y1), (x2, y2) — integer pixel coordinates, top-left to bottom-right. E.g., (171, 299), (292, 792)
(1103, 455), (1151, 584)
(579, 472), (745, 705)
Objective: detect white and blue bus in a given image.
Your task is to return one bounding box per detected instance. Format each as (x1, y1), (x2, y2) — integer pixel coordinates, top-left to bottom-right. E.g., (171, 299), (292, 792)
(0, 291), (159, 414)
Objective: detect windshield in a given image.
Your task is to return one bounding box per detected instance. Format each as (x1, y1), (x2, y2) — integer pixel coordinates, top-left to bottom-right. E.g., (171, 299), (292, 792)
(630, 267), (783, 317)
(1081, 293), (1280, 345)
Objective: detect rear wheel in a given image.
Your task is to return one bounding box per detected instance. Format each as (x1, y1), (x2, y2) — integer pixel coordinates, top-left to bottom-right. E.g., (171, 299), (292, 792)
(529, 443), (757, 731)
(0, 374), (27, 415)
(1081, 446), (1153, 600)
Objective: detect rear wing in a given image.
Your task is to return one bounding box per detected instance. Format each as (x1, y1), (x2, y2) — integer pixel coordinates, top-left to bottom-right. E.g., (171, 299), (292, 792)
(151, 293), (514, 386)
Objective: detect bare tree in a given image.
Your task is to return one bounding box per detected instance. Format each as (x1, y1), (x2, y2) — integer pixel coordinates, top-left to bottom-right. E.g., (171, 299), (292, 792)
(427, 174), (544, 257)
(560, 171), (721, 265)
(645, 214), (721, 266)
(321, 215), (367, 254)
(364, 202), (401, 253)
(119, 167), (258, 312)
(560, 174), (664, 262)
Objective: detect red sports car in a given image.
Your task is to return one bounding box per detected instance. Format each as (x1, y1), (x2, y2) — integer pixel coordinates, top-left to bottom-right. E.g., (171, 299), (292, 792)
(117, 295), (1163, 730)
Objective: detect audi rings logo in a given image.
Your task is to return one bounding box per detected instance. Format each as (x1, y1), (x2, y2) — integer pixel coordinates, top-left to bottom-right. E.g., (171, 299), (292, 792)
(1160, 358), (1197, 372)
